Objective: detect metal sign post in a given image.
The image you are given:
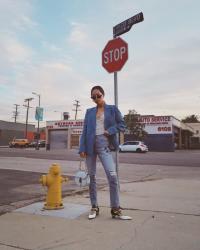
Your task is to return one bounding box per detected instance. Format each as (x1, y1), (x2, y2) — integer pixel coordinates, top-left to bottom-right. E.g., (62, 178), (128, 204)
(102, 12), (144, 190)
(112, 12), (144, 189)
(114, 71), (120, 188)
(35, 105), (43, 149)
(113, 33), (120, 189)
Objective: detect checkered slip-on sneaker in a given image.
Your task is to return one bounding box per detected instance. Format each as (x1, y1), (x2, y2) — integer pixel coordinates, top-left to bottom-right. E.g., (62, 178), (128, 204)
(111, 208), (132, 220)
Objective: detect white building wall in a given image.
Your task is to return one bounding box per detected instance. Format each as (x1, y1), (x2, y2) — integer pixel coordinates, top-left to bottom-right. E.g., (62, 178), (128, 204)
(186, 123), (200, 137)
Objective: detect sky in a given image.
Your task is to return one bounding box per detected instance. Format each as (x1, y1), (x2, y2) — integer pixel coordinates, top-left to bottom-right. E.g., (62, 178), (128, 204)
(0, 0), (200, 126)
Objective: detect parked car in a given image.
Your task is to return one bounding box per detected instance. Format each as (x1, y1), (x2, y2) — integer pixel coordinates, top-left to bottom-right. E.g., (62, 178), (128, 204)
(38, 140), (46, 147)
(9, 139), (29, 148)
(119, 141), (148, 153)
(29, 140), (37, 148)
(29, 140), (46, 148)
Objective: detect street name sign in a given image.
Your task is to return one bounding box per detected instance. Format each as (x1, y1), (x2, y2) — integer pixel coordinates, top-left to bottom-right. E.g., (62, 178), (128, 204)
(113, 12), (144, 37)
(102, 37), (128, 73)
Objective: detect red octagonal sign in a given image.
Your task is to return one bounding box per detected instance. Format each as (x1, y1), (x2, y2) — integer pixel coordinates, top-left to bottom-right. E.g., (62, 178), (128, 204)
(102, 37), (128, 73)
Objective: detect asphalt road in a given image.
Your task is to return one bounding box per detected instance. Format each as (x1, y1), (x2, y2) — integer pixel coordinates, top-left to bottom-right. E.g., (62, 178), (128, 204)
(0, 169), (44, 206)
(0, 147), (200, 167)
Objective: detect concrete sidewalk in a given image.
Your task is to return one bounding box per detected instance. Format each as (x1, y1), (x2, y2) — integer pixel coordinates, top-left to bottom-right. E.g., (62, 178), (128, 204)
(0, 178), (200, 250)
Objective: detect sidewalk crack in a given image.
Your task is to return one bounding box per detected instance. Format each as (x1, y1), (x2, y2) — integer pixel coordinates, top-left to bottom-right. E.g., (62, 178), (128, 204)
(0, 242), (33, 250)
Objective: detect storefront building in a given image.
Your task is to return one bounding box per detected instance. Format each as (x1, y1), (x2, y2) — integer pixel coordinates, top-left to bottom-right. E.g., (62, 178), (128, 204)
(126, 115), (194, 151)
(186, 123), (200, 149)
(46, 115), (194, 152)
(46, 120), (83, 150)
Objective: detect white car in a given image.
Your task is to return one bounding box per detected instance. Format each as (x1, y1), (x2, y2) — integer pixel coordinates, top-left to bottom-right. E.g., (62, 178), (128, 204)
(119, 141), (148, 153)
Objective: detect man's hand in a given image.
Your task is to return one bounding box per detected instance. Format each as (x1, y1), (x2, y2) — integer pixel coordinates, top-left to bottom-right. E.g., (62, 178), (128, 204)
(80, 152), (86, 158)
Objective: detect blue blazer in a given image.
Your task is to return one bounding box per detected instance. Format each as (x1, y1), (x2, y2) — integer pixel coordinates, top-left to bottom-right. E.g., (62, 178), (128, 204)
(79, 104), (125, 155)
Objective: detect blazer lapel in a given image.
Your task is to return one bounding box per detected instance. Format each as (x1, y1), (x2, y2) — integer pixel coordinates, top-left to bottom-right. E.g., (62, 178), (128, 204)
(91, 107), (97, 131)
(104, 104), (111, 129)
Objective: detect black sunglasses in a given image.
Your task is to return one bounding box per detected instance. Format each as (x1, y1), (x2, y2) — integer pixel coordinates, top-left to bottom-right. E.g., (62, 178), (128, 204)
(91, 94), (102, 100)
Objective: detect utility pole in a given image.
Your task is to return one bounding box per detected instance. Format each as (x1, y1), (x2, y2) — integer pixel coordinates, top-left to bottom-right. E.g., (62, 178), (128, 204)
(73, 100), (81, 120)
(13, 104), (20, 123)
(24, 98), (33, 139)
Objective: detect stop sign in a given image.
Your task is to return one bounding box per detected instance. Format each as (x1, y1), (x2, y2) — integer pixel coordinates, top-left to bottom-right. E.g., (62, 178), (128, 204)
(102, 37), (128, 73)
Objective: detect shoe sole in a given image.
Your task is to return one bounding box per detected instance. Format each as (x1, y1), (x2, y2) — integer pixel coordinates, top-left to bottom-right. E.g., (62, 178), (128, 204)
(112, 215), (132, 220)
(88, 211), (99, 220)
(88, 213), (96, 219)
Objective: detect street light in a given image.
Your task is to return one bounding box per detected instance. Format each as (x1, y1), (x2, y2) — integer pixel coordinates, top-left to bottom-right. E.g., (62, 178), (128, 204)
(32, 92), (41, 150)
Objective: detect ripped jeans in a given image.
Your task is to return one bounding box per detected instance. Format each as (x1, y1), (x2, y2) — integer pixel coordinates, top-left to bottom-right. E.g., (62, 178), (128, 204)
(86, 134), (120, 208)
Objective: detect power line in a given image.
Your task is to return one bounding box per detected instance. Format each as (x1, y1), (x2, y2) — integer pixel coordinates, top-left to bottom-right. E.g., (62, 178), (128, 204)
(72, 100), (81, 120)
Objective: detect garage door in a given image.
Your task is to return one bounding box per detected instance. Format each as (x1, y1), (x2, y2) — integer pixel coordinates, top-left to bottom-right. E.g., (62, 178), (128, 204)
(50, 130), (68, 149)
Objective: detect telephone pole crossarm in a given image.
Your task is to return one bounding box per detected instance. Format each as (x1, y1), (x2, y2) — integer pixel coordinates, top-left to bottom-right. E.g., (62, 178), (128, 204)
(13, 104), (20, 123)
(73, 100), (81, 120)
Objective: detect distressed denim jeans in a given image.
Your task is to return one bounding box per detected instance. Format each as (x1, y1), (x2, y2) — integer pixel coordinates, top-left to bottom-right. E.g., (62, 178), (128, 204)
(86, 135), (120, 208)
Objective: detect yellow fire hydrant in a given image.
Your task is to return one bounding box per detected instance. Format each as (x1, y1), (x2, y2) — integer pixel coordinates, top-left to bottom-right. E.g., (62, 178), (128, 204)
(39, 163), (68, 210)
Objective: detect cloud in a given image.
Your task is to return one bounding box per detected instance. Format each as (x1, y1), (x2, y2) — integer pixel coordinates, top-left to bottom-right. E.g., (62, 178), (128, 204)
(13, 15), (38, 31)
(0, 76), (88, 123)
(0, 34), (33, 66)
(0, 0), (36, 32)
(117, 36), (200, 117)
(41, 41), (62, 52)
(67, 22), (96, 49)
(0, 0), (199, 123)
(0, 0), (36, 88)
(6, 59), (91, 122)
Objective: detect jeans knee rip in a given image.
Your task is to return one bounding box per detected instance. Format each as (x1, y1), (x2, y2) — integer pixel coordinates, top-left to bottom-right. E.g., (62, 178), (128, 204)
(110, 171), (117, 176)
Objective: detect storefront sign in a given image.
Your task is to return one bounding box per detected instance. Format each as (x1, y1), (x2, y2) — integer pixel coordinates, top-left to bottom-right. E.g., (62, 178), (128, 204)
(46, 120), (84, 129)
(72, 129), (83, 135)
(144, 124), (172, 134)
(138, 116), (172, 135)
(138, 116), (171, 124)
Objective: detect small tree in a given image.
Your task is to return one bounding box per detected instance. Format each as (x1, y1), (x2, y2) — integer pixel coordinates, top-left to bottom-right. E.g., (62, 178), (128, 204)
(182, 115), (199, 123)
(124, 109), (147, 140)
